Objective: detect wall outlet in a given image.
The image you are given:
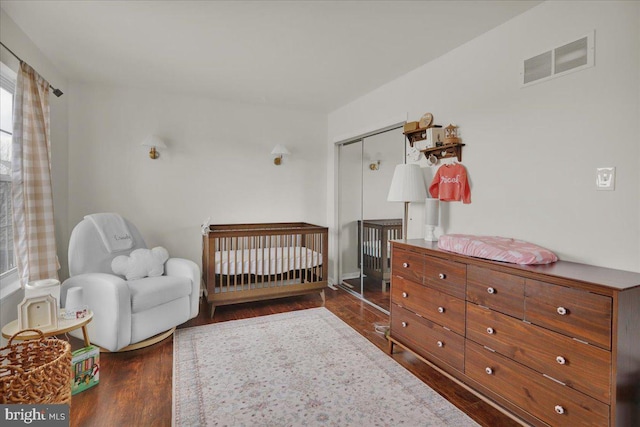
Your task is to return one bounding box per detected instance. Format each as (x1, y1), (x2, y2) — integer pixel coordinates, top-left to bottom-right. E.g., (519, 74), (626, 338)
(596, 167), (615, 191)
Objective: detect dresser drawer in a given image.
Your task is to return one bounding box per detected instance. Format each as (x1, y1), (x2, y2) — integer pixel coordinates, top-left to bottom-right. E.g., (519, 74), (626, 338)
(466, 342), (609, 427)
(525, 279), (612, 350)
(466, 303), (611, 403)
(392, 248), (424, 284)
(423, 257), (466, 299)
(391, 305), (464, 372)
(392, 276), (465, 335)
(467, 265), (524, 318)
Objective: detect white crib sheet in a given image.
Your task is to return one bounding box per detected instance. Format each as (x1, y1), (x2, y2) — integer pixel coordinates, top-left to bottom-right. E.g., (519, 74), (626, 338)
(215, 246), (322, 276)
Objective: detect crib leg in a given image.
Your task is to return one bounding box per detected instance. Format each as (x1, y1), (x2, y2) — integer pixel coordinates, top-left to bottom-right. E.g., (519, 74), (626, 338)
(382, 280), (388, 293)
(209, 304), (216, 318)
(320, 289), (326, 306)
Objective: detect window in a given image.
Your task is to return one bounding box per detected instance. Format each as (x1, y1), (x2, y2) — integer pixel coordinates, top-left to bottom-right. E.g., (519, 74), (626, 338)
(0, 62), (16, 290)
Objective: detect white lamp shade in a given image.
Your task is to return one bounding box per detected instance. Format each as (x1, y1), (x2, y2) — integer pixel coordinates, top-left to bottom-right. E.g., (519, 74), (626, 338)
(425, 198), (440, 227)
(270, 144), (290, 156)
(387, 164), (427, 202)
(141, 135), (167, 149)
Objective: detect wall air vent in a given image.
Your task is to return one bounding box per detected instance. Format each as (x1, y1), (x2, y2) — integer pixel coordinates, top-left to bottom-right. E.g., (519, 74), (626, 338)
(521, 31), (594, 87)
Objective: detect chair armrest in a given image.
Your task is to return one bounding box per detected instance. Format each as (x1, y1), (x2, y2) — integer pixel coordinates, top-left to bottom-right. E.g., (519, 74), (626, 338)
(61, 273), (132, 351)
(165, 258), (201, 318)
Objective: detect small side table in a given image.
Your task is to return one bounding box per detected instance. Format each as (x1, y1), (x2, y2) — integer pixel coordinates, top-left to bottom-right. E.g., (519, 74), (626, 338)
(2, 311), (93, 347)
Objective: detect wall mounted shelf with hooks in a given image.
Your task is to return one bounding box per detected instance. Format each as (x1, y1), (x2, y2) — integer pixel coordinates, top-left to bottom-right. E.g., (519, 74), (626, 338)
(404, 127), (465, 162)
(403, 127), (432, 147)
(421, 143), (465, 162)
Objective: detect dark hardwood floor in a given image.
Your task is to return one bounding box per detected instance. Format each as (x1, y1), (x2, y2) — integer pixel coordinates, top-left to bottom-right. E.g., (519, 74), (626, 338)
(342, 276), (391, 311)
(67, 288), (519, 427)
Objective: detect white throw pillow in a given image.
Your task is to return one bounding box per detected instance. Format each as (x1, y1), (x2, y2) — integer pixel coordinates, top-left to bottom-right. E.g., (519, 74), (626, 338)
(111, 247), (170, 280)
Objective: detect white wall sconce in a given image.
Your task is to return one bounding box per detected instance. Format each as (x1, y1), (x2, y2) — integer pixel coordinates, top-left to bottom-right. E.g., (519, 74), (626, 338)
(141, 135), (167, 160)
(271, 144), (290, 165)
(367, 151), (382, 170)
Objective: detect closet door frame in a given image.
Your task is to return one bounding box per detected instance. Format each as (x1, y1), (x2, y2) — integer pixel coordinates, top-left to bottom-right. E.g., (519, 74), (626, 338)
(335, 122), (405, 314)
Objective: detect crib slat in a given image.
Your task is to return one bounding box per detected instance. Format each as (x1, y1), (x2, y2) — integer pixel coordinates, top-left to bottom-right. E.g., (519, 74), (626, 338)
(221, 237), (225, 291)
(283, 234), (287, 285)
(261, 235), (265, 287)
(375, 226), (380, 273)
(232, 237), (236, 291)
(248, 235), (253, 290)
(298, 235), (302, 283)
(288, 234), (291, 284)
(235, 236), (239, 291)
(310, 233), (314, 281)
(303, 239), (307, 283)
(225, 237), (230, 292)
(267, 235), (272, 288)
(313, 232), (317, 280)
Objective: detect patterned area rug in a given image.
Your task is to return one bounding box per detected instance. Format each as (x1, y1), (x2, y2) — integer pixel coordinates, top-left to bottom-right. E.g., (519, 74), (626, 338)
(173, 307), (478, 426)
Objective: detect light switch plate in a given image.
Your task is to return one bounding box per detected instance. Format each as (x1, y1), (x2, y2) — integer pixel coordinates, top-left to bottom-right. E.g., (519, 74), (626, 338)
(596, 167), (615, 191)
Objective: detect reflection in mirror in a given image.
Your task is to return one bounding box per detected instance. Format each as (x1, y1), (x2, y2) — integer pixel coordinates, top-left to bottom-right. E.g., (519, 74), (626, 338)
(338, 139), (363, 298)
(361, 129), (404, 312)
(337, 127), (404, 313)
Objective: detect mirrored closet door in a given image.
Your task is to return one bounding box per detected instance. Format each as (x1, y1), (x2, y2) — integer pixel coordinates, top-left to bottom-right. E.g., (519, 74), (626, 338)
(338, 139), (364, 298)
(337, 126), (404, 313)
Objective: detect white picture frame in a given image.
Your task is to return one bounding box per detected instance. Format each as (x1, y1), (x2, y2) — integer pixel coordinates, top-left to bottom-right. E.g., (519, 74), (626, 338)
(18, 294), (59, 332)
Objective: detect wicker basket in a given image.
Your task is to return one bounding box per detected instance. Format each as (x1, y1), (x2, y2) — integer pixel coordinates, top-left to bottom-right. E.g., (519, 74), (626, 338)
(0, 329), (72, 404)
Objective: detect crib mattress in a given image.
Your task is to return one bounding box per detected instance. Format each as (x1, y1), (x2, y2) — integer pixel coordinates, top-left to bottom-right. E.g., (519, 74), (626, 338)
(215, 246), (322, 276)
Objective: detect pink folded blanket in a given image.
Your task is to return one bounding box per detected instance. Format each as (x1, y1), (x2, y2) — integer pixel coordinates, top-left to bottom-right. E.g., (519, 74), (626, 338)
(438, 234), (558, 265)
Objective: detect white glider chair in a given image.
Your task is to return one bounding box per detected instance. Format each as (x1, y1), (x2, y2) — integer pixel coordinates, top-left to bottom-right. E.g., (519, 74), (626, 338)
(61, 214), (200, 352)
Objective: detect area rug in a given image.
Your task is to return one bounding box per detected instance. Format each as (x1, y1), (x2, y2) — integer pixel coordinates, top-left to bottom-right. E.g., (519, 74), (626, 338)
(173, 307), (478, 426)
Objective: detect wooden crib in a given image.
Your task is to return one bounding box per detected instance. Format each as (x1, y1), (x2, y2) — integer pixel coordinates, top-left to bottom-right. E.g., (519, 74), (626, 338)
(358, 219), (402, 292)
(202, 222), (328, 317)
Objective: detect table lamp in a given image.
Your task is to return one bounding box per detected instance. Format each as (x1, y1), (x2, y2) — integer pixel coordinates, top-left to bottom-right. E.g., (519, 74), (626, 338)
(387, 164), (427, 239)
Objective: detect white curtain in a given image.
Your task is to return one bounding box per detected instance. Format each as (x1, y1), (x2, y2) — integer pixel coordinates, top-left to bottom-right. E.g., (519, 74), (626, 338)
(11, 61), (59, 286)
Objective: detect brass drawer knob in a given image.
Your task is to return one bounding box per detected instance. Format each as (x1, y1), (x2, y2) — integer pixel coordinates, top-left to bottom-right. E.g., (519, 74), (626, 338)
(487, 287), (495, 294)
(436, 341), (444, 348)
(401, 321), (408, 328)
(556, 306), (567, 316)
(556, 356), (566, 365)
(554, 405), (565, 415)
(485, 367), (493, 375)
(438, 273), (446, 279)
(402, 262), (409, 268)
(437, 306), (445, 314)
(486, 327), (495, 335)
(402, 292), (408, 298)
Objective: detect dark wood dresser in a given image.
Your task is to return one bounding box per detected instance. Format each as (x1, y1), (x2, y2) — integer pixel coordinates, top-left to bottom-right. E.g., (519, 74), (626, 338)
(388, 239), (640, 427)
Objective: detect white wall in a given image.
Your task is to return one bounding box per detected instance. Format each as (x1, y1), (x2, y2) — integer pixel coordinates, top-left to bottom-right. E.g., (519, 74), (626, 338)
(329, 0), (640, 272)
(67, 83), (327, 271)
(0, 9), (69, 335)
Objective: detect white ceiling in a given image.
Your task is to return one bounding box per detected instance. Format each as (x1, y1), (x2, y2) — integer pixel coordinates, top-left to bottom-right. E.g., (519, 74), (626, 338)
(1, 1), (542, 112)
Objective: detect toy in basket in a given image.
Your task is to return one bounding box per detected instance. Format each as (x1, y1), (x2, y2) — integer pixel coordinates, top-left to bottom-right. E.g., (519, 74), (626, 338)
(71, 345), (99, 395)
(0, 329), (72, 404)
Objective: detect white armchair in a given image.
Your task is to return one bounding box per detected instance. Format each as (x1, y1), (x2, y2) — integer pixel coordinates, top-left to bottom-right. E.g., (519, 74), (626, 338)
(61, 214), (200, 351)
